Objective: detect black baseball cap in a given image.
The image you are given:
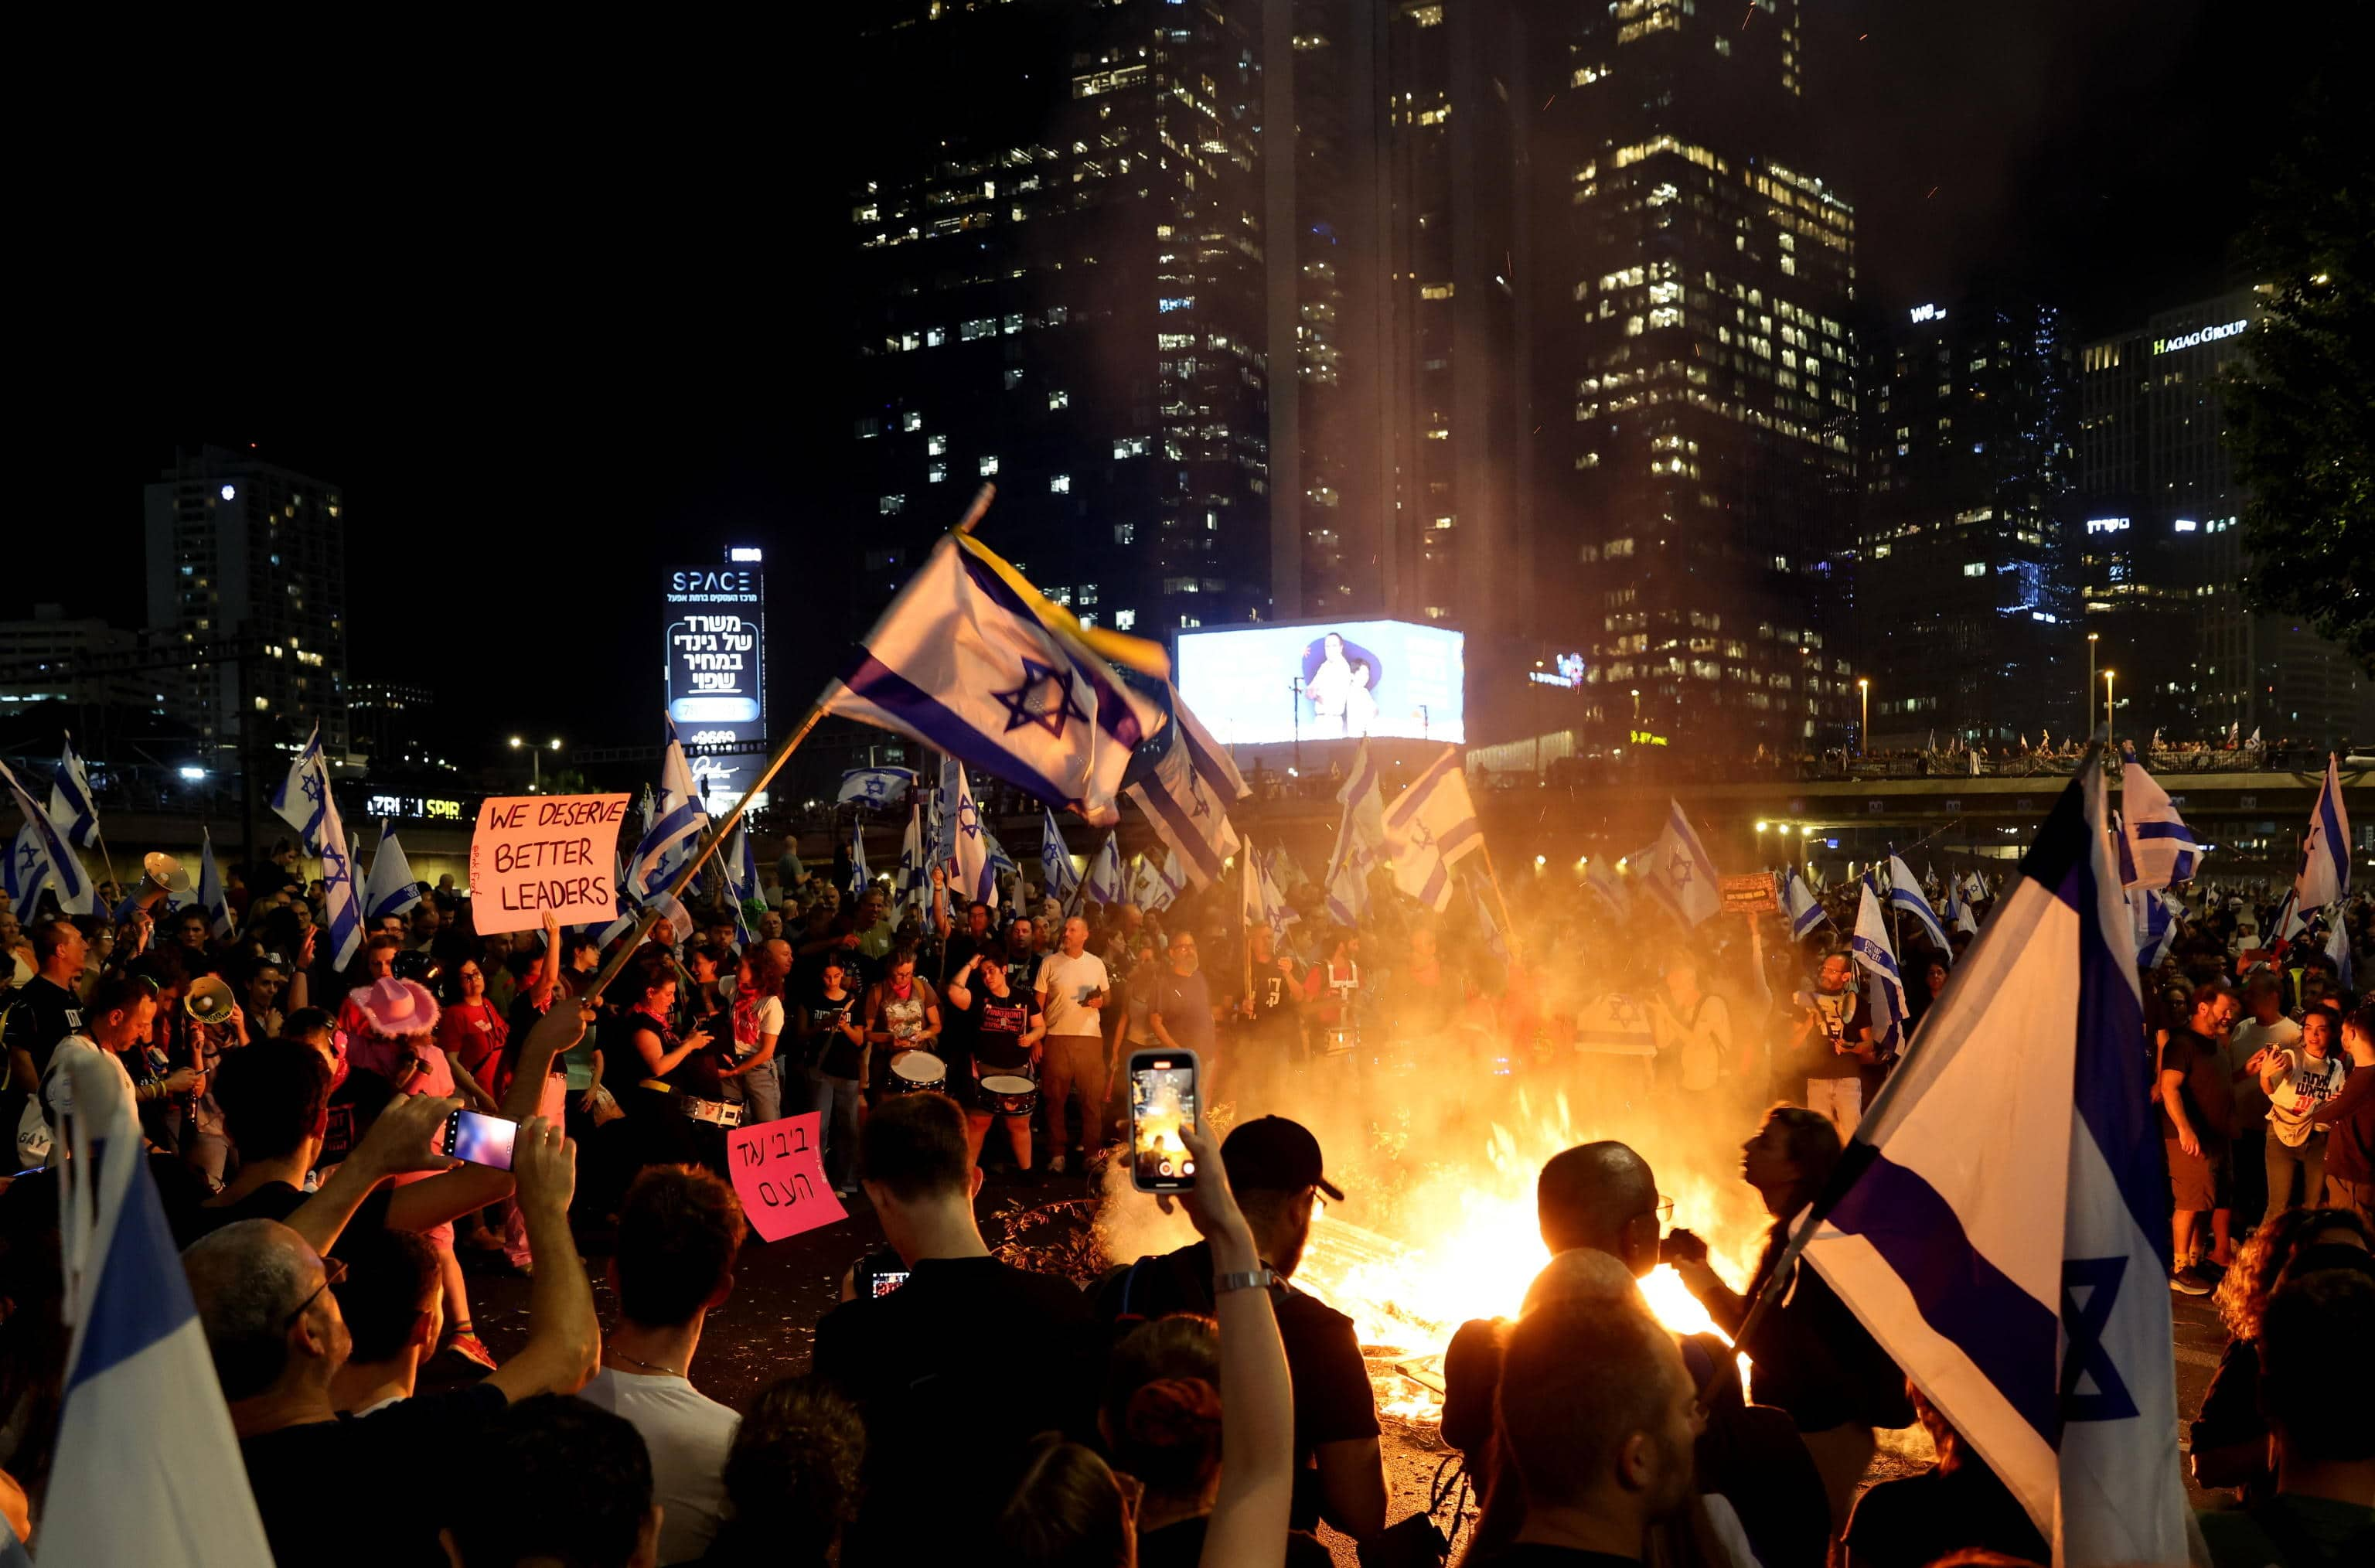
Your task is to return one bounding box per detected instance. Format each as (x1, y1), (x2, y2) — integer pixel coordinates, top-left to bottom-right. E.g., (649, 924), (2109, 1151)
(1222, 1116), (1344, 1203)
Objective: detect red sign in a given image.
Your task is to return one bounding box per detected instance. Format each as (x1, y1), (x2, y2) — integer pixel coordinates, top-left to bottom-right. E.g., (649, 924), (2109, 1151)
(727, 1112), (848, 1242)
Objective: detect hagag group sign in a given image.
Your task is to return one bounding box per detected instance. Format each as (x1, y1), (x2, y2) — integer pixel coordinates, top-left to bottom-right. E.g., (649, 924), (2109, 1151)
(469, 793), (633, 934)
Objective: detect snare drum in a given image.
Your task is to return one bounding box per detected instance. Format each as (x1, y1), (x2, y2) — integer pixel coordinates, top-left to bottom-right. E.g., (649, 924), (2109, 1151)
(683, 1096), (745, 1128)
(891, 1051), (947, 1094)
(977, 1072), (1040, 1119)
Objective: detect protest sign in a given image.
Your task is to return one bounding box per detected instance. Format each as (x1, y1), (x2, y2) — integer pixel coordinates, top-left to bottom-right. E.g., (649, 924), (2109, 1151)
(1720, 873), (1778, 914)
(469, 793), (632, 935)
(727, 1112), (849, 1242)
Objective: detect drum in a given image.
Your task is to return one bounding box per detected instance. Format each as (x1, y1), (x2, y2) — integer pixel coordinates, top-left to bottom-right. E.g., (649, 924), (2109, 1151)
(891, 1051), (947, 1094)
(1320, 1025), (1358, 1058)
(978, 1073), (1039, 1118)
(683, 1096), (745, 1128)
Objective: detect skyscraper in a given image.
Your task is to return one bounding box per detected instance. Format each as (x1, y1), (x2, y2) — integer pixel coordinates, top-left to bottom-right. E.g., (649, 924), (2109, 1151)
(141, 445), (349, 761)
(1526, 0), (1858, 749)
(1859, 294), (2076, 747)
(2077, 287), (2374, 742)
(846, 0), (1272, 643)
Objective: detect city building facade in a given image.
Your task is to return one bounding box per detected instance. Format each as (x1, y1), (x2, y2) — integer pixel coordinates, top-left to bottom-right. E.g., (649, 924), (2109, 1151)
(1858, 294), (2077, 748)
(141, 445), (350, 761)
(1524, 0), (1859, 752)
(2077, 288), (2373, 744)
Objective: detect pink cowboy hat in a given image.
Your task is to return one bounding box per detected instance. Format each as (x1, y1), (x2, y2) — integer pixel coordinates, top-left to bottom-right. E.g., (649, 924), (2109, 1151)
(356, 975), (441, 1038)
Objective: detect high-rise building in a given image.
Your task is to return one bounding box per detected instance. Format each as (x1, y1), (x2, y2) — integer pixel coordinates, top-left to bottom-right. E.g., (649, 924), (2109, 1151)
(2077, 288), (2373, 743)
(845, 0), (1272, 645)
(142, 445), (350, 761)
(0, 605), (149, 721)
(1525, 0), (1859, 750)
(349, 680), (438, 766)
(1858, 295), (2076, 748)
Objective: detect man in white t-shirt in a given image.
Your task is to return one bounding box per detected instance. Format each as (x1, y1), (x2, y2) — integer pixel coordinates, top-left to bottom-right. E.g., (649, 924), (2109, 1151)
(43, 974), (190, 1138)
(578, 1165), (748, 1564)
(2259, 1002), (2349, 1211)
(2230, 973), (2300, 1219)
(1034, 917), (1111, 1174)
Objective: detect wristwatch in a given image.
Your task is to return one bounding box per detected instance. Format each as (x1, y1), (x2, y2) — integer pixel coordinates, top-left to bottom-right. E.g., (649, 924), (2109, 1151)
(1215, 1268), (1277, 1295)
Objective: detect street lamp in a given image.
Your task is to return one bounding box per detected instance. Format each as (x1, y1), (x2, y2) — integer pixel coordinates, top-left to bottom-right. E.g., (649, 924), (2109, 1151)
(2102, 670), (2116, 752)
(1858, 678), (1870, 758)
(2086, 632), (2099, 737)
(510, 735), (562, 792)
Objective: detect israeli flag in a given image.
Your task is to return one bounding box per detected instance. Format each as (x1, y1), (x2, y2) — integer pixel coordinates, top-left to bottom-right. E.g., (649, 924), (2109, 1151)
(2293, 753), (2352, 910)
(631, 725), (710, 901)
(1083, 830), (1126, 906)
(1886, 853), (1953, 955)
(1472, 873), (1510, 965)
(897, 803), (927, 916)
(0, 758), (95, 915)
(1324, 741), (1386, 925)
(1039, 807), (1080, 901)
(194, 827), (235, 940)
(724, 820), (761, 945)
(2118, 749), (2203, 891)
(1584, 857), (1632, 923)
(2133, 889), (2180, 968)
(301, 753), (366, 970)
(1147, 849), (1188, 914)
(1787, 870), (1826, 939)
(2328, 908), (2354, 990)
(837, 765), (918, 809)
(1637, 798), (1722, 928)
(1964, 871), (1988, 905)
(5, 819), (51, 910)
(43, 1052), (274, 1566)
(361, 822), (429, 923)
(49, 731), (101, 849)
(820, 531), (1166, 825)
(951, 762), (993, 906)
(1124, 720), (1241, 890)
(1382, 745), (1483, 913)
(267, 724), (330, 854)
(847, 817), (871, 897)
(1851, 882), (1912, 1056)
(1797, 759), (2195, 1567)
(1256, 851), (1300, 941)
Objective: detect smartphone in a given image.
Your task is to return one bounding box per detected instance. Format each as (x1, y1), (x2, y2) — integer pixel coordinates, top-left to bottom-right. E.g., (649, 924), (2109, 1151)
(854, 1245), (909, 1299)
(1128, 1048), (1201, 1192)
(442, 1109), (520, 1171)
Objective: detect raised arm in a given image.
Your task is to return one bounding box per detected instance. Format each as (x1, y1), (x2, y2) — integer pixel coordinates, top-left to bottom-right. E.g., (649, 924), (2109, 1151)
(283, 1092), (461, 1258)
(485, 1116), (601, 1400)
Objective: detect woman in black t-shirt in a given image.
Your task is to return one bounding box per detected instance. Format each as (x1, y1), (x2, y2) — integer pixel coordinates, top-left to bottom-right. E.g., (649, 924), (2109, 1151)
(799, 957), (869, 1193)
(943, 951), (1046, 1173)
(605, 957), (724, 1177)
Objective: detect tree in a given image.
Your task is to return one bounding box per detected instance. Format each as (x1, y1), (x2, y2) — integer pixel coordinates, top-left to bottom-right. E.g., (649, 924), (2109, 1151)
(2221, 87), (2374, 675)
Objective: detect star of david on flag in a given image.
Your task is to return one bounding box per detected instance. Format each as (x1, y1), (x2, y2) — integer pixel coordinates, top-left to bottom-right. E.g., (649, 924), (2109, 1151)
(821, 530), (1166, 826)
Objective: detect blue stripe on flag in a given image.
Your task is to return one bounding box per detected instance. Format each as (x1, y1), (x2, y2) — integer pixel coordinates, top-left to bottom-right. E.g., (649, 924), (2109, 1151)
(839, 653), (1077, 806)
(66, 1139), (196, 1392)
(1821, 1150), (2063, 1443)
(1137, 775), (1228, 884)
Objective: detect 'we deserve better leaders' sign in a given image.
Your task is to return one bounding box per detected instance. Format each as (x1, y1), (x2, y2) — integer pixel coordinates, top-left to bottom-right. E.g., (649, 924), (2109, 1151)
(469, 793), (632, 934)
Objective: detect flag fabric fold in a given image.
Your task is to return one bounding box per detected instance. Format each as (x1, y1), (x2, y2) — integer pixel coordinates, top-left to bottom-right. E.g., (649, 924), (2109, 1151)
(1382, 746), (1482, 913)
(2118, 751), (2203, 891)
(847, 818), (871, 898)
(630, 727), (710, 901)
(1082, 831), (1125, 907)
(1, 758), (96, 916)
(837, 766), (918, 808)
(1323, 741), (1386, 926)
(1124, 718), (1241, 891)
(1786, 870), (1826, 939)
(1886, 853), (1952, 955)
(1584, 857), (1633, 923)
(43, 1039), (276, 1566)
(820, 531), (1166, 825)
(1797, 757), (2194, 1567)
(1851, 883), (1912, 1056)
(267, 725), (331, 855)
(2293, 753), (2351, 910)
(950, 763), (993, 906)
(1636, 799), (1722, 928)
(1039, 808), (1080, 902)
(49, 733), (101, 850)
(361, 823), (429, 923)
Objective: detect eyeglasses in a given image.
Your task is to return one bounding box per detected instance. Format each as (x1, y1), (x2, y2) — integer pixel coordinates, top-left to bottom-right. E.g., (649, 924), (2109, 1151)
(280, 1255), (349, 1331)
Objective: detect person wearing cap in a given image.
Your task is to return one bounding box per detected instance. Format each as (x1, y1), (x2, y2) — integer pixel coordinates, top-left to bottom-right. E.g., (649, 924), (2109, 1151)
(1089, 1113), (1386, 1548)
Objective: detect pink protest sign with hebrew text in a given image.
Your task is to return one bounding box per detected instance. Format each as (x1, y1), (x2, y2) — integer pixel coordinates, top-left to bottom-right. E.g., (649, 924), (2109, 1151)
(726, 1112), (849, 1242)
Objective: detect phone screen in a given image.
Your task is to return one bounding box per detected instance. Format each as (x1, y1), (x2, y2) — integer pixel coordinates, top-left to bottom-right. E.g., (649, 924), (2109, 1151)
(444, 1110), (520, 1171)
(870, 1271), (911, 1298)
(1130, 1052), (1199, 1191)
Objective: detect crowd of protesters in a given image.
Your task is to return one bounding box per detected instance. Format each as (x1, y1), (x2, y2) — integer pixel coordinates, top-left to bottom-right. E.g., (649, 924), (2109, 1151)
(0, 811), (2370, 1566)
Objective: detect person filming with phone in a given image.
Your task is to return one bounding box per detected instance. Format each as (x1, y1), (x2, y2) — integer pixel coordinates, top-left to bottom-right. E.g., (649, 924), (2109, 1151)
(1090, 1114), (1388, 1551)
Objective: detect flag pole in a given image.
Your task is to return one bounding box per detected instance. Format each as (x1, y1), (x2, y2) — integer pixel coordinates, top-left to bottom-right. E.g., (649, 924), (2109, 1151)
(588, 486), (1000, 1005)
(1475, 840), (1525, 966)
(1241, 832), (1253, 1005)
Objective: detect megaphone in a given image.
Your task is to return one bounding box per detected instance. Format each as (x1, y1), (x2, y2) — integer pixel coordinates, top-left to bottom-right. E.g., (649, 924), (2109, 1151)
(185, 974), (236, 1024)
(131, 851), (192, 913)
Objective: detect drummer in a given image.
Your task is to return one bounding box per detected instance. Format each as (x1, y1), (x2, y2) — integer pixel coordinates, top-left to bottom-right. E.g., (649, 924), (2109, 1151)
(861, 947), (943, 1105)
(942, 948), (1048, 1174)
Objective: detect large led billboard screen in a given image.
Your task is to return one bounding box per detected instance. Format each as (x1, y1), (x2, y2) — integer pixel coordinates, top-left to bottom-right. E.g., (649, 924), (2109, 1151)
(664, 554), (768, 812)
(1175, 620), (1465, 745)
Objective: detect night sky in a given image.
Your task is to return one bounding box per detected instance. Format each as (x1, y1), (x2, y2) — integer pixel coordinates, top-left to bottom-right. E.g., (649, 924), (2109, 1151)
(13, 1), (2305, 768)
